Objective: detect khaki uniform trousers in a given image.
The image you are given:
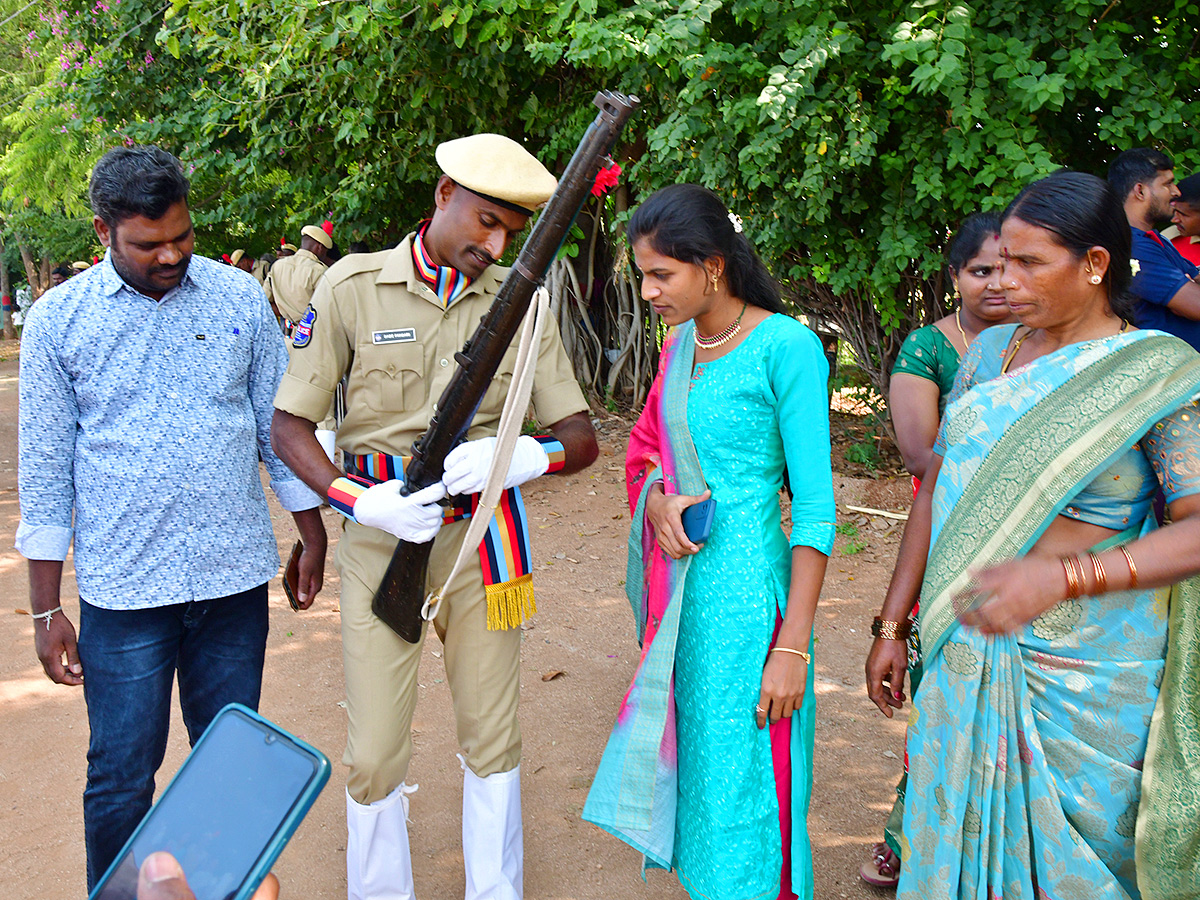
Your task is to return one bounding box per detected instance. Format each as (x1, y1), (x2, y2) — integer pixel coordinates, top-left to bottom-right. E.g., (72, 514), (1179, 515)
(336, 517), (522, 805)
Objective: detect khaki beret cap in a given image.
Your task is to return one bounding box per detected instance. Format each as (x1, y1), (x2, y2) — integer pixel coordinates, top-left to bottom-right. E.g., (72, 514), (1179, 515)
(301, 225), (333, 248)
(229, 248), (245, 265)
(280, 242), (298, 253)
(436, 134), (557, 214)
(71, 260), (91, 270)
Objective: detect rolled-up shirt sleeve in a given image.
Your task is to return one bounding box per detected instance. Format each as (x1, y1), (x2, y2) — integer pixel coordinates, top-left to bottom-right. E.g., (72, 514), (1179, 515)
(16, 304), (77, 559)
(246, 284), (321, 512)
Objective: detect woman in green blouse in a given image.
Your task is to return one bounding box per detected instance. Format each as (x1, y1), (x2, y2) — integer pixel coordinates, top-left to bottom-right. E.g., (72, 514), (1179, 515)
(860, 212), (1014, 888)
(889, 212), (1014, 485)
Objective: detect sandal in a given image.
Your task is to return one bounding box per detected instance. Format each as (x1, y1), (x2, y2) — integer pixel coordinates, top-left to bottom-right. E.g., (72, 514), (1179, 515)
(859, 841), (900, 889)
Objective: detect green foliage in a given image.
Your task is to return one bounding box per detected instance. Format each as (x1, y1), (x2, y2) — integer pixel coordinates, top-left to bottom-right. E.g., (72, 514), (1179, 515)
(844, 442), (881, 470)
(834, 522), (859, 537)
(3, 206), (96, 264)
(2, 0), (1197, 367)
(840, 536), (868, 555)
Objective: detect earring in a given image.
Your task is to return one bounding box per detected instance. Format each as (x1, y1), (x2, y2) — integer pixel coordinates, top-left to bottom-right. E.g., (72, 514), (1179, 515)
(1090, 274), (1102, 285)
(712, 274), (719, 290)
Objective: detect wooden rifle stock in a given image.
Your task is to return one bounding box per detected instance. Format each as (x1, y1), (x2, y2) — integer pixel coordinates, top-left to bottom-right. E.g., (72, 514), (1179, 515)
(372, 90), (639, 641)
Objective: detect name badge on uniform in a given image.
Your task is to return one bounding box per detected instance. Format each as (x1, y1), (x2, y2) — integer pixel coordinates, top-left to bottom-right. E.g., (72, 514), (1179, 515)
(293, 304), (317, 348)
(373, 328), (417, 345)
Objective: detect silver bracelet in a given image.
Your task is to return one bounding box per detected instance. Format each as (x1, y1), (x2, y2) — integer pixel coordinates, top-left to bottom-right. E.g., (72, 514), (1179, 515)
(31, 605), (63, 631)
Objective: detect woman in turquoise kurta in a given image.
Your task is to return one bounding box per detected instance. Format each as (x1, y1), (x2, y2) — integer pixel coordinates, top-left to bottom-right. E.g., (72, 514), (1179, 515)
(867, 172), (1200, 899)
(584, 184), (836, 900)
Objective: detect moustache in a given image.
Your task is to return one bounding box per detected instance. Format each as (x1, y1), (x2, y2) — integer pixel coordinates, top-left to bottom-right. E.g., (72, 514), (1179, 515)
(465, 246), (497, 268)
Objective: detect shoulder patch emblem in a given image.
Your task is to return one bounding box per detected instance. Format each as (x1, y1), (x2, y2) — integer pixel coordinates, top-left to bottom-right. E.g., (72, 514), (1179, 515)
(292, 304), (317, 348)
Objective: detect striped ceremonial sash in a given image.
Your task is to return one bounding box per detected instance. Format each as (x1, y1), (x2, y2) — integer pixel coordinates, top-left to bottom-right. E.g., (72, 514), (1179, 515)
(346, 452), (535, 629)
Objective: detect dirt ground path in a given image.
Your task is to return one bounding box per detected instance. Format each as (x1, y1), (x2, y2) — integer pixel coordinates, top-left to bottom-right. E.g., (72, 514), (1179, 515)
(0, 347), (915, 900)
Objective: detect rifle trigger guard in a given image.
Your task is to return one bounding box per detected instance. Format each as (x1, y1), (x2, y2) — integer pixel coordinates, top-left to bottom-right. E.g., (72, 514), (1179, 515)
(421, 590), (443, 622)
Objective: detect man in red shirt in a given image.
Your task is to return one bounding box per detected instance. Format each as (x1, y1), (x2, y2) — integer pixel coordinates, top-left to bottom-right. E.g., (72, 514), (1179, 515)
(1168, 173), (1200, 266)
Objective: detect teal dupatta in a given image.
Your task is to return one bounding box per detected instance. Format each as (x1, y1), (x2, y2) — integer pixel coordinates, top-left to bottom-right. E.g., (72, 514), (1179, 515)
(583, 323), (705, 869)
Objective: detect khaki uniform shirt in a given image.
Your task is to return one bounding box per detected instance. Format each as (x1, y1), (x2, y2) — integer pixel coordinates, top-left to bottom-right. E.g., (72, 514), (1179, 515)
(251, 258), (270, 287)
(274, 235), (587, 458)
(268, 248), (327, 321)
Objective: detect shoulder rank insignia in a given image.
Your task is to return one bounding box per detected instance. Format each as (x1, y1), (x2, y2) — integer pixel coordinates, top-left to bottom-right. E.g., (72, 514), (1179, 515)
(292, 304), (317, 348)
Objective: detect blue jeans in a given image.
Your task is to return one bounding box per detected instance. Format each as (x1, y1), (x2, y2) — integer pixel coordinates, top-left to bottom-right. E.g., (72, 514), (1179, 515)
(77, 585), (269, 889)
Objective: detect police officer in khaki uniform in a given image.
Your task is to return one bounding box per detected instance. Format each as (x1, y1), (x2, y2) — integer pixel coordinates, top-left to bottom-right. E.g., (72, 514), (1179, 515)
(250, 254), (271, 288)
(227, 248), (255, 274)
(268, 222), (334, 325)
(271, 134), (598, 900)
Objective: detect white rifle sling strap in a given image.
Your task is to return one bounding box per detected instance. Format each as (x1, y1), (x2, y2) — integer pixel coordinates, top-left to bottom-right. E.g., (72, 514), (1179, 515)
(421, 285), (551, 622)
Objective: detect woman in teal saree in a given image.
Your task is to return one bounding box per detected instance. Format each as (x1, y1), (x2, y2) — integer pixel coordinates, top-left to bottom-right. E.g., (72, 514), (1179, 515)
(866, 172), (1200, 900)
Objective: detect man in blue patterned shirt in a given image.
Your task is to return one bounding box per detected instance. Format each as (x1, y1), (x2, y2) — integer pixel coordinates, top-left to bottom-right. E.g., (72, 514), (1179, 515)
(16, 145), (328, 890)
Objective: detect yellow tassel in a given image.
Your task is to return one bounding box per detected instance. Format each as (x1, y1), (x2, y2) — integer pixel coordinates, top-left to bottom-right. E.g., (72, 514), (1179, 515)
(485, 574), (536, 631)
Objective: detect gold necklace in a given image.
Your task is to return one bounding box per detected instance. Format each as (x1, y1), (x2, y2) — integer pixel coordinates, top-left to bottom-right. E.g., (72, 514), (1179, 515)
(954, 307), (970, 349)
(1000, 327), (1030, 374)
(695, 302), (748, 349)
(1000, 320), (1130, 375)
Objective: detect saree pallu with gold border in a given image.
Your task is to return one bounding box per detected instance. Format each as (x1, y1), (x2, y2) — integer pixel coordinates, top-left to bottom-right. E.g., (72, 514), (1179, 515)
(898, 331), (1200, 900)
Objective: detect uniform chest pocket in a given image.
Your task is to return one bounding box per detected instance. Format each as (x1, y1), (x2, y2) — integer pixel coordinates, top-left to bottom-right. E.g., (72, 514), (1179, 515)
(358, 342), (425, 414)
(476, 343), (518, 419)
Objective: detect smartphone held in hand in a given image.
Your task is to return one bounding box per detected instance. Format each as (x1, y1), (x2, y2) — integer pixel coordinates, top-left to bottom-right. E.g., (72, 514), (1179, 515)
(283, 540), (303, 611)
(88, 704), (330, 900)
(681, 497), (716, 544)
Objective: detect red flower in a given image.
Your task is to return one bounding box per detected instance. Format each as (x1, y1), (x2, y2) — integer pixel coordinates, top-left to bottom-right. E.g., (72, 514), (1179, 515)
(591, 162), (622, 197)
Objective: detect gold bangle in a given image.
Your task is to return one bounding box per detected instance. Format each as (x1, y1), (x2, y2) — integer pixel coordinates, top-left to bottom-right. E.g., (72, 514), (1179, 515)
(1120, 545), (1139, 589)
(1087, 551), (1108, 594)
(1062, 556), (1082, 599)
(768, 646), (812, 664)
(1074, 555), (1092, 595)
(871, 616), (912, 641)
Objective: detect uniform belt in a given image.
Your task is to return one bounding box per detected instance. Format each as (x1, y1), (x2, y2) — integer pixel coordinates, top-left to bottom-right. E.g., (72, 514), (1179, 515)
(342, 449), (538, 630)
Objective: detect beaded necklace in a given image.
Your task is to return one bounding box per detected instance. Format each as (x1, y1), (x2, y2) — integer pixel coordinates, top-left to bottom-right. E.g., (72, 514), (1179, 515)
(695, 302), (748, 349)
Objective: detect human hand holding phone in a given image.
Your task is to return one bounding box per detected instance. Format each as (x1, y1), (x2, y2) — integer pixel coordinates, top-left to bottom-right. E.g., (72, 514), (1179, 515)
(136, 853), (279, 900)
(645, 486), (714, 559)
(283, 541), (304, 611)
(90, 704), (329, 900)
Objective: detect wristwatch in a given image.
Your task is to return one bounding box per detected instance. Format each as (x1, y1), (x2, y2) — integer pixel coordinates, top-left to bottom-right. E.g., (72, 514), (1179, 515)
(871, 616), (912, 641)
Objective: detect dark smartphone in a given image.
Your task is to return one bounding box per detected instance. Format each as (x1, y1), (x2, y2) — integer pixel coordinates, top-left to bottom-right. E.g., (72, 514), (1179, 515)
(88, 704), (330, 900)
(283, 540), (303, 611)
(681, 497), (716, 544)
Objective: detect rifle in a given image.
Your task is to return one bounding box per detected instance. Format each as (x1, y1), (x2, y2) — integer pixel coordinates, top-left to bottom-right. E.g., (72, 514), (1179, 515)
(372, 90), (640, 641)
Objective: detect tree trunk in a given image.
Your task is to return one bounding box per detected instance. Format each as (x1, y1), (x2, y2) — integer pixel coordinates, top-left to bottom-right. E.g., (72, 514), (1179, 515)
(0, 230), (14, 340)
(17, 240), (49, 299)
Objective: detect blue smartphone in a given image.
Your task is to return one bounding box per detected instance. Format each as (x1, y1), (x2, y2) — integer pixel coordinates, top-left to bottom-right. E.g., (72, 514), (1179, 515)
(88, 703), (330, 900)
(681, 497), (716, 544)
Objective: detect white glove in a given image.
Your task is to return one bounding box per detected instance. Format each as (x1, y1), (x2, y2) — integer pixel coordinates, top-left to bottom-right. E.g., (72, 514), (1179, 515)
(442, 435), (550, 496)
(353, 480), (447, 543)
